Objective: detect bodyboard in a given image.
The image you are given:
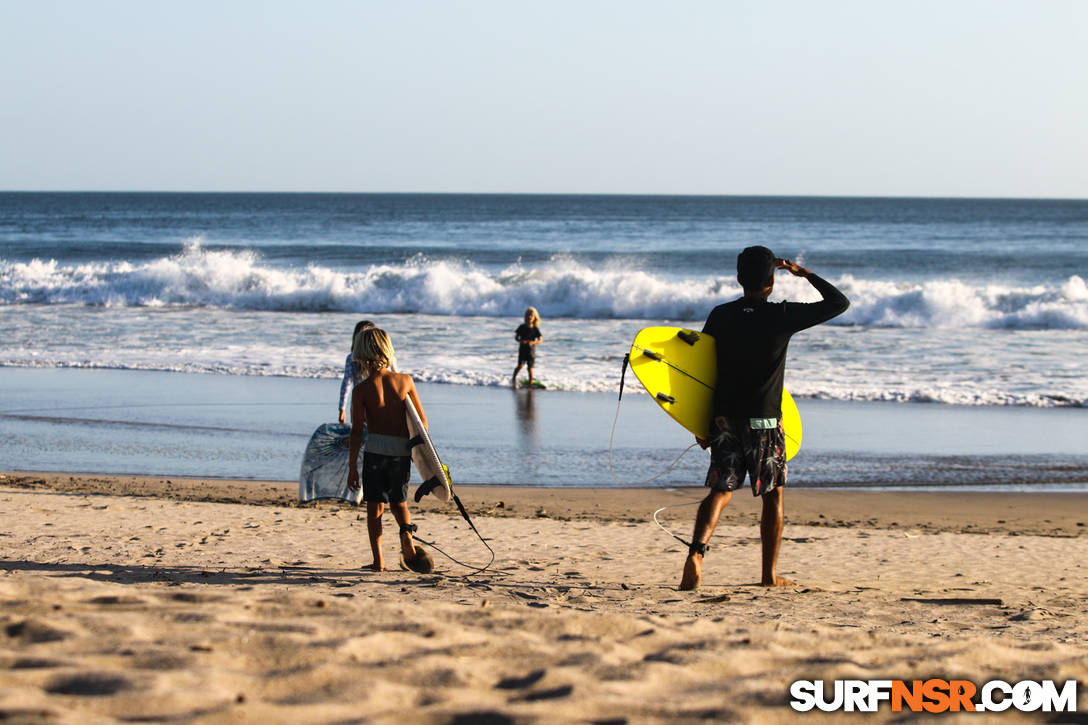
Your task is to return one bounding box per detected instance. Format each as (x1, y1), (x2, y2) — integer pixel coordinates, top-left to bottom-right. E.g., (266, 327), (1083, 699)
(298, 423), (365, 504)
(405, 397), (453, 502)
(629, 326), (803, 460)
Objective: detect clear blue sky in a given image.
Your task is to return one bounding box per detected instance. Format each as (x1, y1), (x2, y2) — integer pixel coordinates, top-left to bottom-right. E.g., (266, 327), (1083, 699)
(2, 0), (1085, 197)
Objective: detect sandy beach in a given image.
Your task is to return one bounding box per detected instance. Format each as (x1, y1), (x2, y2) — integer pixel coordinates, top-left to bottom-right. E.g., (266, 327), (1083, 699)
(1, 472), (1086, 723)
(5, 9), (1088, 723)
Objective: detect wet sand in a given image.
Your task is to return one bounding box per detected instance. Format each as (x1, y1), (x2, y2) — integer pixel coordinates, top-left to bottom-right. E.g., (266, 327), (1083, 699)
(1, 472), (1086, 722)
(6, 471), (1086, 536)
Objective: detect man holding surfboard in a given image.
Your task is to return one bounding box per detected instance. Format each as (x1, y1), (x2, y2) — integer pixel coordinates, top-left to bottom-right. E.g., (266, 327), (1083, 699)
(680, 246), (849, 590)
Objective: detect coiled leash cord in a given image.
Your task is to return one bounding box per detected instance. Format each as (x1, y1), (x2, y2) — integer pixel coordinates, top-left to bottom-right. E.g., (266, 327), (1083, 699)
(608, 352), (707, 553)
(407, 490), (500, 578)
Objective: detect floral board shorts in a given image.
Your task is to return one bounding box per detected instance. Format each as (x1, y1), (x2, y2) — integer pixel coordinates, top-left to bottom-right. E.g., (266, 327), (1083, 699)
(362, 452), (411, 504)
(704, 415), (788, 497)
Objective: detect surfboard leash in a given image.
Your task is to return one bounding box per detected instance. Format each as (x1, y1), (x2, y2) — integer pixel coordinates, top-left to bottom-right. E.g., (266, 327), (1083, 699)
(410, 528), (496, 578)
(451, 492), (498, 574)
(408, 488), (499, 577)
(608, 353), (703, 487)
(612, 351), (711, 553)
(618, 352), (630, 401)
(651, 500), (705, 550)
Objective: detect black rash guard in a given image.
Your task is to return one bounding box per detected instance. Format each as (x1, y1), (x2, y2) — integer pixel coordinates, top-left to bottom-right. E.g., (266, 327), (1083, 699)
(515, 324), (541, 356)
(701, 274), (849, 421)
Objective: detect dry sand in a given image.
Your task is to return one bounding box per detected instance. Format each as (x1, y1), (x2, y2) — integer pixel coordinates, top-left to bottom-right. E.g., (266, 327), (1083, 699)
(1, 472), (1086, 723)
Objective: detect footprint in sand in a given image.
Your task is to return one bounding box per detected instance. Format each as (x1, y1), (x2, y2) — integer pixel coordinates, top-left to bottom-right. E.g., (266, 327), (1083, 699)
(494, 669), (546, 690)
(45, 672), (134, 696)
(514, 685), (574, 702)
(9, 657), (70, 670)
(85, 594), (147, 607)
(4, 618), (74, 644)
(420, 668), (467, 688)
(1010, 608), (1055, 621)
(448, 712), (518, 725)
(0, 709), (58, 722)
(127, 651), (195, 671)
(163, 592), (225, 604)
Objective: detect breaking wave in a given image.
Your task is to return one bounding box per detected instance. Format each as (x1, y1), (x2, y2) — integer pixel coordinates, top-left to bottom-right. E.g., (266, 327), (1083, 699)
(2, 242), (1085, 329)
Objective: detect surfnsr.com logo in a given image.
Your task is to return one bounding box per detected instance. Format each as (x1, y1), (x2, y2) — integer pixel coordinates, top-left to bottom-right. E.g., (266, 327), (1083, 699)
(790, 679), (1078, 713)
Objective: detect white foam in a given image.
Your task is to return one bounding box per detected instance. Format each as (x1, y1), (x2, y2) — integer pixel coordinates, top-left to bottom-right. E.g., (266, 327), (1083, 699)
(0, 306), (1084, 407)
(3, 244), (1086, 408)
(2, 244), (1085, 330)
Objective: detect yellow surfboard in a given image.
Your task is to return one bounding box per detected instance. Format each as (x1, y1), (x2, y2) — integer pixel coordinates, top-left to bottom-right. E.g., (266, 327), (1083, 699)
(629, 326), (803, 460)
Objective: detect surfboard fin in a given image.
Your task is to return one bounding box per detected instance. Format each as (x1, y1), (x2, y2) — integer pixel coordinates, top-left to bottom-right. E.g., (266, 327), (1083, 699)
(677, 329), (700, 345)
(656, 392), (676, 405)
(413, 476), (444, 502)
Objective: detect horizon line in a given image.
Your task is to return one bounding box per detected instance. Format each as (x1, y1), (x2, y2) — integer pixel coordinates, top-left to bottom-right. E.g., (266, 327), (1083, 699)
(2, 189), (1087, 203)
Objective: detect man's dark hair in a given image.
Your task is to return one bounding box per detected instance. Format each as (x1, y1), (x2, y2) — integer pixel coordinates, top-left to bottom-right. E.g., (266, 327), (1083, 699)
(737, 246), (776, 291)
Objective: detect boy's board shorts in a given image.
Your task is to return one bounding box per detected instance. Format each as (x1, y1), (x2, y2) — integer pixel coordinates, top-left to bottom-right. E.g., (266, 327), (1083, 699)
(518, 346), (535, 366)
(362, 443), (411, 504)
(704, 415), (787, 497)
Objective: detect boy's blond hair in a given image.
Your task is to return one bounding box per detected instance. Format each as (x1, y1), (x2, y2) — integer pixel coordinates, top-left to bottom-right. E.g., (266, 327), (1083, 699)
(353, 327), (394, 371)
(524, 307), (540, 327)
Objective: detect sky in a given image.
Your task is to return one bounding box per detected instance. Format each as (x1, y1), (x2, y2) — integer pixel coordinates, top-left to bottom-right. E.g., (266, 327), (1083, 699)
(1, 0), (1086, 198)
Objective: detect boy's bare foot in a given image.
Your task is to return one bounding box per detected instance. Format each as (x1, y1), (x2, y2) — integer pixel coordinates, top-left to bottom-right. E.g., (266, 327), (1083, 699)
(679, 554), (702, 590)
(760, 575), (795, 587)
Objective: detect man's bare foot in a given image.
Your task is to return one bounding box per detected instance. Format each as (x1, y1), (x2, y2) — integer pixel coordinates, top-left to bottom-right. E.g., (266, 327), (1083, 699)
(366, 562), (385, 572)
(760, 575), (795, 587)
(679, 554), (702, 590)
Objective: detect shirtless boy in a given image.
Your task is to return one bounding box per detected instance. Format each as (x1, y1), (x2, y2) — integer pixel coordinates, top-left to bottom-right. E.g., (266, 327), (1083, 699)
(347, 328), (432, 573)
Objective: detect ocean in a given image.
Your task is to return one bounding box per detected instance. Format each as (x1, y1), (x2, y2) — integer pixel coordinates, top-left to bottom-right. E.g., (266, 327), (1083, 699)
(1, 192), (1086, 488)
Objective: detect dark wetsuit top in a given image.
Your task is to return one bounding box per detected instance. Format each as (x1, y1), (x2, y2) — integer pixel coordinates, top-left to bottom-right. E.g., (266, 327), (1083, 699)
(515, 324), (542, 364)
(701, 274), (849, 421)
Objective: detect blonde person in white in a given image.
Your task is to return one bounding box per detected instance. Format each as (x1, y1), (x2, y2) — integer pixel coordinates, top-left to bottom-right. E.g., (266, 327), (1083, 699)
(338, 320), (397, 423)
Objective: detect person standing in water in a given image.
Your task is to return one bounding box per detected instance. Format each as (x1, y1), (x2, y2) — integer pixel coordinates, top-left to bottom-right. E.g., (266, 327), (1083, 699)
(680, 246), (849, 590)
(511, 307), (542, 389)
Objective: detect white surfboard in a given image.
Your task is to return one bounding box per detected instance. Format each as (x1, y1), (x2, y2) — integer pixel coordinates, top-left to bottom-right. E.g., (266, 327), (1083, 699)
(405, 397), (453, 502)
(298, 423), (365, 504)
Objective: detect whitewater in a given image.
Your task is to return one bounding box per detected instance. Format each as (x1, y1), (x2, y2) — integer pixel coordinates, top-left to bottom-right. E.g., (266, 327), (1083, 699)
(3, 241), (1087, 328)
(3, 192), (1086, 486)
(2, 193), (1086, 409)
(2, 243), (1086, 408)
